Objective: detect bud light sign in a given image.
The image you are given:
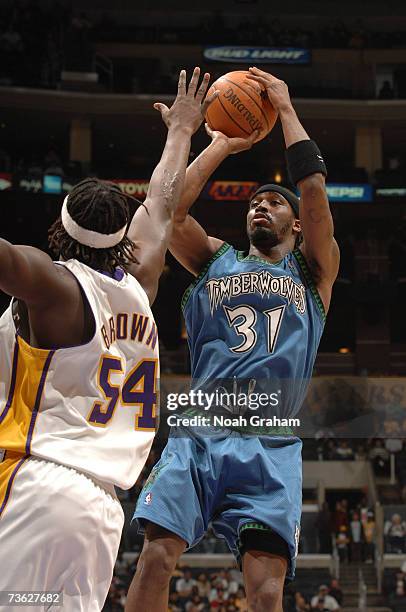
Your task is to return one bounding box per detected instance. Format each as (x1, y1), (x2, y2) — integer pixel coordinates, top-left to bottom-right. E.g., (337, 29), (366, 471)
(204, 46), (311, 64)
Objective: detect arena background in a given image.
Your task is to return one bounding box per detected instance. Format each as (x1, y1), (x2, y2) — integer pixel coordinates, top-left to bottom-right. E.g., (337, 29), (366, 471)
(1, 0), (406, 610)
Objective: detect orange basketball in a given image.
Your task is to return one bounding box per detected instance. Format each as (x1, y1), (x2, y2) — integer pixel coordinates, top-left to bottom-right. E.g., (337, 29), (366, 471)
(205, 70), (277, 142)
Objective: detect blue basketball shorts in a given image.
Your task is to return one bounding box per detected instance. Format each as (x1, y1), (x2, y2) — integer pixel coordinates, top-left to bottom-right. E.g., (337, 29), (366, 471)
(132, 426), (302, 579)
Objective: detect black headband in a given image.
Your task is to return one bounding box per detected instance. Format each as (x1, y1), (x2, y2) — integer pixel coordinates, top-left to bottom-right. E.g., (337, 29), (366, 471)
(250, 184), (300, 218)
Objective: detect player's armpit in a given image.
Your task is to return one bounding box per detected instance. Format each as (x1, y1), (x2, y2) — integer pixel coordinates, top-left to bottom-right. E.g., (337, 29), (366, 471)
(0, 240), (77, 306)
(299, 239), (339, 313)
(169, 215), (224, 276)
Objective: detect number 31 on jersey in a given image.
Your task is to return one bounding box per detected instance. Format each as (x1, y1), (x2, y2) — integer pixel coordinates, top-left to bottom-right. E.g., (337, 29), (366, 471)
(224, 304), (285, 353)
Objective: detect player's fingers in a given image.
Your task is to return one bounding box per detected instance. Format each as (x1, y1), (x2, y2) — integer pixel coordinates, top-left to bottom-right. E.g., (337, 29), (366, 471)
(249, 66), (273, 79)
(202, 91), (220, 116)
(187, 66), (200, 96)
(248, 129), (260, 145)
(177, 69), (187, 96)
(195, 72), (211, 100)
(205, 89), (219, 105)
(250, 67), (282, 88)
(246, 74), (269, 89)
(201, 90), (219, 116)
(153, 102), (169, 117)
(205, 123), (215, 138)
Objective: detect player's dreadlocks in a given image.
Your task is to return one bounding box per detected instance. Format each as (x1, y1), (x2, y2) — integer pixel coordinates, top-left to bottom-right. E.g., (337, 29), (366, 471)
(49, 178), (139, 274)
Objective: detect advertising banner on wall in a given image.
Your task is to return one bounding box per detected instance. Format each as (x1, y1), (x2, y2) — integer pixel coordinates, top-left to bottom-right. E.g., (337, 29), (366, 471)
(202, 181), (374, 203)
(204, 181), (259, 201)
(18, 176), (43, 193)
(0, 173), (12, 191)
(325, 184), (373, 203)
(43, 174), (62, 194)
(4, 177), (396, 205)
(109, 179), (149, 199)
(376, 187), (406, 198)
(204, 46), (311, 64)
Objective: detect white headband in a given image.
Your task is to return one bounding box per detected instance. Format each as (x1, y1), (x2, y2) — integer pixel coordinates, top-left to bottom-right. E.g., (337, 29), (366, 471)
(61, 196), (127, 249)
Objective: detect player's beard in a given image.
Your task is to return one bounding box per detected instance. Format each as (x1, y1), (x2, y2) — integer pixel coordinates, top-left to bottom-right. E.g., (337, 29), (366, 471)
(249, 220), (292, 249)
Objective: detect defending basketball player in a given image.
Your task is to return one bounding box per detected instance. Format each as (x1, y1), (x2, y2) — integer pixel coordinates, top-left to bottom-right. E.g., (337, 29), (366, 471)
(127, 69), (339, 612)
(0, 68), (215, 611)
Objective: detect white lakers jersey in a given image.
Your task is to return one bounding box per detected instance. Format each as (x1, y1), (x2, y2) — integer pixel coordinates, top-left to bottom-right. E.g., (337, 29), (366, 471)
(0, 259), (159, 489)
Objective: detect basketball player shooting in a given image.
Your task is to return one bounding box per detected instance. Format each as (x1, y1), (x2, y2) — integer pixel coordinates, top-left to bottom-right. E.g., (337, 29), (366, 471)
(0, 68), (215, 611)
(127, 68), (340, 612)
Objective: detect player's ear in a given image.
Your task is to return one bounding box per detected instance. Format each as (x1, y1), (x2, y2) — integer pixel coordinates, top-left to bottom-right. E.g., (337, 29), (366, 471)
(293, 218), (301, 235)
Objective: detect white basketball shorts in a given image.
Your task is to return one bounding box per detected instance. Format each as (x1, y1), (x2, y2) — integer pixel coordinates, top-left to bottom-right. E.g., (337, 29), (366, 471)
(0, 454), (124, 611)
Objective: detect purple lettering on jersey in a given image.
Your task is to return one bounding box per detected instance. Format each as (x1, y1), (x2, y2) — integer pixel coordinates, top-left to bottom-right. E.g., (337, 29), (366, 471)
(116, 314), (128, 339)
(88, 356), (123, 426)
(88, 356), (157, 430)
(101, 325), (110, 350)
(122, 359), (157, 431)
(131, 314), (149, 343)
(109, 316), (116, 344)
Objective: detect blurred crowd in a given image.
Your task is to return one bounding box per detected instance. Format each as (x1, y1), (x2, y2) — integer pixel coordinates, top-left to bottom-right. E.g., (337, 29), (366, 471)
(0, 2), (405, 96)
(103, 560), (344, 611)
(383, 561), (406, 612)
(384, 514), (406, 554)
(0, 0), (66, 88)
(306, 437), (406, 505)
(315, 496), (376, 561)
(93, 13), (406, 51)
(102, 522), (406, 610)
(102, 561), (249, 612)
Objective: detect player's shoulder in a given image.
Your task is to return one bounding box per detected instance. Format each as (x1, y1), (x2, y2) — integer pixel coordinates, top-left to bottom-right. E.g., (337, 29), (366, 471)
(200, 242), (235, 274)
(55, 259), (142, 303)
(58, 258), (129, 285)
(181, 242), (233, 311)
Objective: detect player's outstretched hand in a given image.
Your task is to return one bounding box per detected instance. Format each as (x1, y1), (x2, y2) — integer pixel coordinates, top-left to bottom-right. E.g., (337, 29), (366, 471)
(153, 67), (218, 135)
(247, 67), (292, 113)
(205, 123), (259, 155)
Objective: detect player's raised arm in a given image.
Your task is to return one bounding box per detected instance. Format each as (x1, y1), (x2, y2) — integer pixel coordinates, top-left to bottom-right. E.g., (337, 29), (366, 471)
(248, 67), (340, 312)
(170, 125), (258, 276)
(127, 68), (216, 303)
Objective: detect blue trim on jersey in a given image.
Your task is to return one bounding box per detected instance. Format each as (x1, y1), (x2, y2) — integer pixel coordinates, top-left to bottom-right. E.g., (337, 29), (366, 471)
(292, 248), (326, 322)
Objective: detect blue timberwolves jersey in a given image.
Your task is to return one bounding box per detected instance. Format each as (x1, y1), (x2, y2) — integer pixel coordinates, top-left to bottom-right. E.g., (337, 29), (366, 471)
(182, 243), (325, 419)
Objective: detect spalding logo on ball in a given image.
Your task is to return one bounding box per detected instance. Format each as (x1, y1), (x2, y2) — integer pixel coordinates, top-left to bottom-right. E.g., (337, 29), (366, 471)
(205, 70), (278, 142)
